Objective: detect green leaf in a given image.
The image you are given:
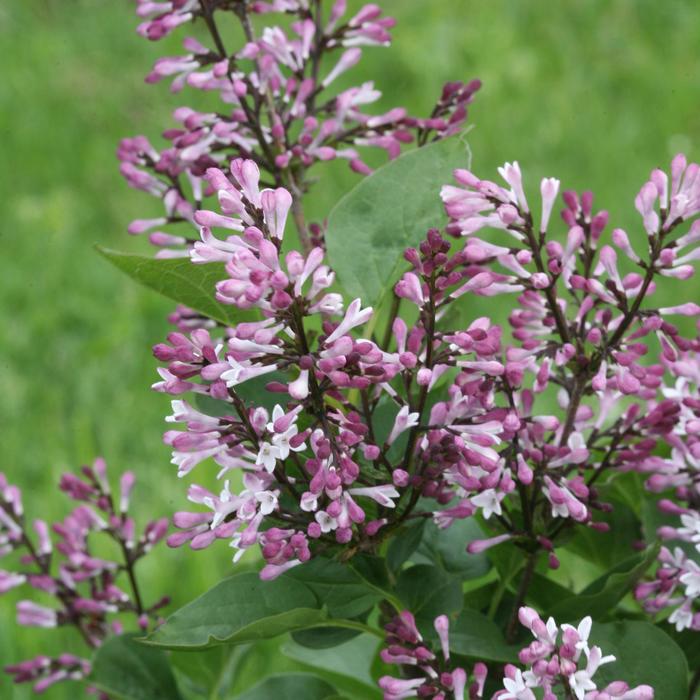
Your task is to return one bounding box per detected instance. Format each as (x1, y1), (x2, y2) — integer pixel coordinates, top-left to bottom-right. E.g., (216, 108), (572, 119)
(486, 540), (526, 583)
(144, 572), (327, 650)
(90, 633), (183, 700)
(325, 136), (471, 307)
(669, 627), (700, 671)
(565, 497), (642, 570)
(291, 626), (362, 649)
(347, 554), (394, 597)
(387, 520), (426, 572)
(429, 609), (519, 663)
(97, 246), (256, 326)
(396, 564), (463, 625)
(462, 580), (499, 612)
(234, 673), (338, 700)
(591, 621), (688, 698)
(288, 557), (382, 619)
(547, 543), (660, 622)
(171, 647), (242, 699)
(225, 638), (324, 697)
(282, 634), (382, 697)
(194, 370), (290, 416)
(607, 472), (648, 518)
(417, 517), (491, 578)
(526, 572), (576, 612)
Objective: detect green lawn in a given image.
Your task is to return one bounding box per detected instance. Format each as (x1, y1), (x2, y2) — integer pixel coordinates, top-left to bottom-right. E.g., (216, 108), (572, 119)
(2, 0), (700, 697)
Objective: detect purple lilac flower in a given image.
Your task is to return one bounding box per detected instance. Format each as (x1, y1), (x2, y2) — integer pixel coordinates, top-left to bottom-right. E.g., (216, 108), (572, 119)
(0, 461), (169, 696)
(378, 608), (653, 700)
(499, 608), (653, 700)
(378, 611), (485, 700)
(156, 153), (700, 582)
(120, 0), (480, 255)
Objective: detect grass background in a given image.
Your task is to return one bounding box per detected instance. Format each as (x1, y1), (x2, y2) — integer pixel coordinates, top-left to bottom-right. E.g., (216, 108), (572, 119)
(2, 0), (700, 696)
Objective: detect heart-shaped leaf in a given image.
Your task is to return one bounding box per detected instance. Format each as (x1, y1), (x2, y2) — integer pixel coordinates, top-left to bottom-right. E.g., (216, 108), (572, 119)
(591, 620), (688, 698)
(90, 633), (183, 700)
(325, 136), (471, 308)
(97, 246), (256, 326)
(144, 572), (326, 650)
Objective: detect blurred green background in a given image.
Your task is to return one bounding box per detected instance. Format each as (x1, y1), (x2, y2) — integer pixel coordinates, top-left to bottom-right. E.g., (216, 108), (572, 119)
(2, 0), (700, 696)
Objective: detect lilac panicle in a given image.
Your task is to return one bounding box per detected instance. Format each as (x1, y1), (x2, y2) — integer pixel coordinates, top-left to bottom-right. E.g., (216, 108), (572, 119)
(120, 0), (480, 256)
(377, 607), (652, 699)
(157, 158), (519, 578)
(155, 152), (700, 587)
(0, 460), (169, 696)
(420, 155), (700, 563)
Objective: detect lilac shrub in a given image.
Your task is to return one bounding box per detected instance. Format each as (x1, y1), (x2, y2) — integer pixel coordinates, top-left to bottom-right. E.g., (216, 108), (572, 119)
(1, 460), (168, 695)
(7, 1), (700, 699)
(146, 151), (700, 697)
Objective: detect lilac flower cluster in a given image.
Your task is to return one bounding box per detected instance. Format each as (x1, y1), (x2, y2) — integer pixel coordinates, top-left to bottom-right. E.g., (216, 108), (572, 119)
(378, 607), (652, 700)
(422, 156), (700, 559)
(0, 460), (169, 695)
(508, 608), (652, 700)
(154, 152), (700, 586)
(634, 348), (700, 631)
(378, 611), (486, 700)
(158, 159), (412, 578)
(121, 0), (480, 256)
(156, 154), (542, 577)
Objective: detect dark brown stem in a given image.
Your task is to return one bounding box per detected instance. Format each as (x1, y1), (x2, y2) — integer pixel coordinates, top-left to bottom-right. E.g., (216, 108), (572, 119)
(520, 216), (571, 344)
(559, 374), (587, 446)
(291, 304), (344, 466)
(119, 539), (145, 616)
(199, 0), (227, 57)
(603, 218), (679, 353)
(604, 266), (655, 351)
(391, 274), (438, 527)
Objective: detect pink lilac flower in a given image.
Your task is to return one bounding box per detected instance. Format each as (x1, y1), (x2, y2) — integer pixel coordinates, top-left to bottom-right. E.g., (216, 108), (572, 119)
(120, 0), (480, 255)
(0, 461), (169, 696)
(500, 608), (653, 700)
(377, 608), (652, 699)
(378, 611), (485, 699)
(425, 154), (700, 568)
(162, 160), (408, 576)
